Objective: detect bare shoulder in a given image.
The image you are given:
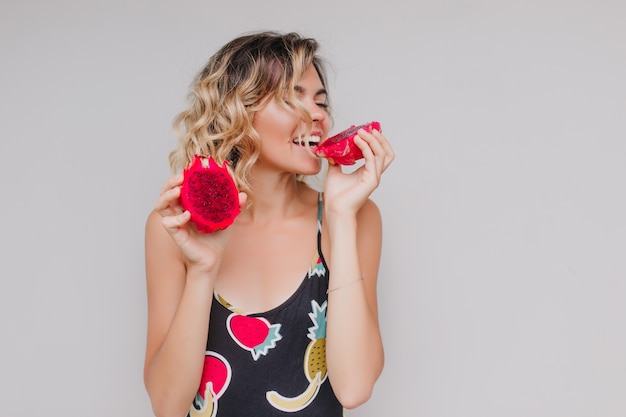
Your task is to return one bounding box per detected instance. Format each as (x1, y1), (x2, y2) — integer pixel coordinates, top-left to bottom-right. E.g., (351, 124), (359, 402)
(356, 199), (383, 242)
(145, 209), (185, 274)
(145, 210), (172, 251)
(357, 198), (382, 225)
(145, 209), (162, 235)
(356, 199), (383, 283)
(319, 197), (383, 263)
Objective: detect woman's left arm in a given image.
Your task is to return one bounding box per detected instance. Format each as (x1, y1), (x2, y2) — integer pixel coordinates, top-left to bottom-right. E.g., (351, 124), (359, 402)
(323, 128), (394, 409)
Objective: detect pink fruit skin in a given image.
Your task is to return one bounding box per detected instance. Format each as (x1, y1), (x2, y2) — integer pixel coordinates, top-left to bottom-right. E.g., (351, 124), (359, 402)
(314, 121), (381, 165)
(180, 155), (241, 233)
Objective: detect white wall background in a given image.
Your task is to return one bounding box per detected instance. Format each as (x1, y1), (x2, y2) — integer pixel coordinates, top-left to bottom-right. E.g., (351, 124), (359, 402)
(1, 0), (625, 416)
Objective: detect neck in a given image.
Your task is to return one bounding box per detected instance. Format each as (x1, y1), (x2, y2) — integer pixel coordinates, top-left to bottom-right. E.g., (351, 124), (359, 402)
(241, 171), (308, 225)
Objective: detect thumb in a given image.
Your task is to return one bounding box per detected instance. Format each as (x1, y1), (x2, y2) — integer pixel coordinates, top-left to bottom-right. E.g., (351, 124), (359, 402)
(162, 210), (191, 231)
(327, 162), (342, 174)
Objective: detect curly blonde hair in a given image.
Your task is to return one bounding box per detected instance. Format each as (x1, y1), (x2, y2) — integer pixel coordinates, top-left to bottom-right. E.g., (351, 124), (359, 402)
(168, 31), (331, 198)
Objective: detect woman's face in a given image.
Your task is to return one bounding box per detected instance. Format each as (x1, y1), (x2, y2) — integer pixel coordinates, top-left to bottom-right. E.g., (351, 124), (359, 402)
(252, 65), (330, 176)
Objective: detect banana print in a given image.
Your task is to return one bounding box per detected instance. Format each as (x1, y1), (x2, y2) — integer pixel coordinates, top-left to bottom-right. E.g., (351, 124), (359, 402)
(266, 372), (322, 412)
(266, 300), (328, 412)
(188, 384), (216, 417)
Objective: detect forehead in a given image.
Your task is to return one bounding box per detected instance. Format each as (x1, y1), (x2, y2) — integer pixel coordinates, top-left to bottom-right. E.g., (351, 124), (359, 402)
(295, 66), (325, 94)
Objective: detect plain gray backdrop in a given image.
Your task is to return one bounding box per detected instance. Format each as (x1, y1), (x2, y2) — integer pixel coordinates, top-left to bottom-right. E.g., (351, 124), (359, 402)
(1, 0), (625, 416)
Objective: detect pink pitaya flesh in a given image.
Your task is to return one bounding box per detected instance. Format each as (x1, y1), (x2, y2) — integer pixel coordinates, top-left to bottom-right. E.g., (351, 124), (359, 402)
(180, 155), (241, 233)
(314, 121), (381, 165)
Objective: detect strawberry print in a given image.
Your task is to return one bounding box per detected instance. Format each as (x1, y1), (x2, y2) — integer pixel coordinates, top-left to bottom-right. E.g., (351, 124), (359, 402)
(227, 313), (282, 360)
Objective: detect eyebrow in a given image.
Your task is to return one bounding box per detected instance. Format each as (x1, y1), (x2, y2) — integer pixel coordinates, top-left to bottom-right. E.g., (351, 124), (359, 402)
(294, 85), (328, 97)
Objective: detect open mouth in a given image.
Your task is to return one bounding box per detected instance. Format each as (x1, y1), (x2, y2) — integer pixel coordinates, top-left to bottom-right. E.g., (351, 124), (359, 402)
(292, 135), (321, 147)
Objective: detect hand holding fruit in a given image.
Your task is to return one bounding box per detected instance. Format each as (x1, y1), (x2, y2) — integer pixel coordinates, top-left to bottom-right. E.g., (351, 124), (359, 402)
(154, 156), (246, 271)
(320, 122), (395, 216)
(314, 121), (381, 166)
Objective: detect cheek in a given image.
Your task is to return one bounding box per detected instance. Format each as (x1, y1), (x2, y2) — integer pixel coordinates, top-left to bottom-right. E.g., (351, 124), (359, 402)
(253, 101), (297, 134)
(322, 118), (331, 137)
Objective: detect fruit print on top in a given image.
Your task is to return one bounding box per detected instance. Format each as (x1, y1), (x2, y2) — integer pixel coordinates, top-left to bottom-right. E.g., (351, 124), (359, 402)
(187, 194), (343, 416)
(187, 351), (232, 417)
(227, 313), (283, 361)
(266, 300), (328, 412)
(308, 219), (326, 278)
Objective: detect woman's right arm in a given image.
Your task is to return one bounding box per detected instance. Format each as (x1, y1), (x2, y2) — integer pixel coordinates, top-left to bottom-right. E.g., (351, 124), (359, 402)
(143, 174), (235, 417)
(144, 210), (215, 417)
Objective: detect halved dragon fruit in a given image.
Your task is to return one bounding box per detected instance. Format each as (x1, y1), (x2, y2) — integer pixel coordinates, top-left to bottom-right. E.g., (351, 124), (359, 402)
(314, 121), (381, 165)
(180, 155), (241, 233)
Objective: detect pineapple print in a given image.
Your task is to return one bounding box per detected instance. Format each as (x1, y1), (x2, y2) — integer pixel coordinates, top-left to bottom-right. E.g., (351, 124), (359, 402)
(304, 300), (328, 382)
(266, 300), (327, 412)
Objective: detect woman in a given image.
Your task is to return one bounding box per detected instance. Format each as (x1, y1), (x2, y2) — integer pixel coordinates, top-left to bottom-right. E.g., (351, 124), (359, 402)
(144, 31), (395, 417)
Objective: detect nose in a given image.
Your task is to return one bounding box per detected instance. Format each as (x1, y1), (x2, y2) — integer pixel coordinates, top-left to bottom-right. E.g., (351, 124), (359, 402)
(308, 102), (326, 123)
(311, 110), (324, 123)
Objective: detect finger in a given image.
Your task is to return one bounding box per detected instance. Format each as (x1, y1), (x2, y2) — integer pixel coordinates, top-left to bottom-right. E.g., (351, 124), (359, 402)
(353, 134), (373, 160)
(353, 134), (380, 174)
(159, 173), (184, 195)
(356, 131), (388, 176)
(370, 130), (395, 171)
(372, 129), (394, 158)
(358, 128), (386, 159)
(162, 210), (191, 230)
(154, 185), (183, 213)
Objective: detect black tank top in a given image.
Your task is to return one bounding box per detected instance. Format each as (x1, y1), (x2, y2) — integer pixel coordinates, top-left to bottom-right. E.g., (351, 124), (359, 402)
(187, 195), (343, 417)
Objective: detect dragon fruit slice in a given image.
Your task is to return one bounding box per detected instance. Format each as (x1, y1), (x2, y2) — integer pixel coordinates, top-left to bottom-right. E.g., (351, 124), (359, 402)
(180, 155), (241, 234)
(314, 121), (381, 165)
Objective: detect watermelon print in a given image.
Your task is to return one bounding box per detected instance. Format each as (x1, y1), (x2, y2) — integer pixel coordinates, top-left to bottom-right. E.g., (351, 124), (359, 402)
(187, 351), (231, 417)
(227, 313), (282, 360)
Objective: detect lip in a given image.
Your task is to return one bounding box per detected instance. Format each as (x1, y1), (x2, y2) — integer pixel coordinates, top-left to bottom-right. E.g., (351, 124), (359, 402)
(293, 131), (323, 141)
(292, 130), (324, 148)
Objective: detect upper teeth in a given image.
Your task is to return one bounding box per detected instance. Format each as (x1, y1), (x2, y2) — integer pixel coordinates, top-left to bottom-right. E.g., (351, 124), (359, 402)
(293, 136), (321, 145)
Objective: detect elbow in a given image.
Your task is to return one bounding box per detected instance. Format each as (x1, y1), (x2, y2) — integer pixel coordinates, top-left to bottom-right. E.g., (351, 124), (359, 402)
(149, 396), (191, 417)
(331, 370), (382, 410)
(145, 382), (194, 417)
(331, 359), (384, 409)
(334, 385), (374, 410)
(144, 368), (197, 417)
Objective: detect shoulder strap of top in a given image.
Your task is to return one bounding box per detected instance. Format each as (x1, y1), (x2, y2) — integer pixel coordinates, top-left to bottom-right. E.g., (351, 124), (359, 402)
(317, 192), (323, 224)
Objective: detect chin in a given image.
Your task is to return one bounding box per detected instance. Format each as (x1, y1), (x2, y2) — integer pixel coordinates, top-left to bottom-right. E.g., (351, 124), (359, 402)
(298, 159), (322, 176)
